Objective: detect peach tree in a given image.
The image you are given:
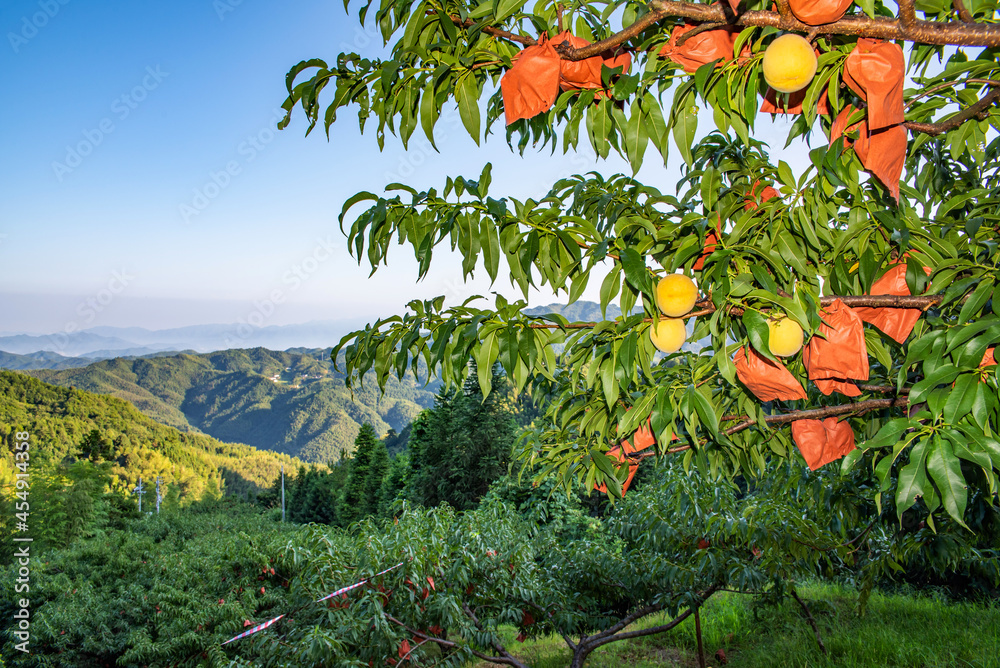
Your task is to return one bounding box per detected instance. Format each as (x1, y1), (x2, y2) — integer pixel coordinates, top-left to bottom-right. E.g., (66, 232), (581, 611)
(281, 0), (1000, 529)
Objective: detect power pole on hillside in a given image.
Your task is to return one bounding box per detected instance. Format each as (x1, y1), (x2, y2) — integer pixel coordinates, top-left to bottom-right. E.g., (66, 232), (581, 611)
(281, 465), (286, 523)
(133, 477), (146, 514)
(155, 476), (163, 514)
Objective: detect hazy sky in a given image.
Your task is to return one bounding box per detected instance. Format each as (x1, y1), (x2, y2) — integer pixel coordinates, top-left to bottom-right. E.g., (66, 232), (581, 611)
(0, 0), (807, 335)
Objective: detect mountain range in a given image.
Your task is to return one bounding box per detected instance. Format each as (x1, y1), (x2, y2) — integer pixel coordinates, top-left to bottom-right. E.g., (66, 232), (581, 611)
(0, 319), (371, 359)
(27, 348), (438, 463)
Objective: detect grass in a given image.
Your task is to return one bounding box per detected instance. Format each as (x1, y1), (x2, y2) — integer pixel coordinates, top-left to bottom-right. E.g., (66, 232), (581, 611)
(474, 582), (1000, 668)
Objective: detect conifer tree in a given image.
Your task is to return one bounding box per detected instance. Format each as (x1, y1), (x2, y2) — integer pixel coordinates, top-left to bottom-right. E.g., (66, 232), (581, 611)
(340, 424), (385, 524)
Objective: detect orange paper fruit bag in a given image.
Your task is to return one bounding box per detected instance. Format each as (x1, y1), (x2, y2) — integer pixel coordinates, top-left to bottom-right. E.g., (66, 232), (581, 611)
(854, 260), (931, 344)
(791, 417), (856, 470)
(661, 24), (740, 74)
(734, 346), (808, 402)
(788, 0), (854, 25)
(803, 298), (869, 396)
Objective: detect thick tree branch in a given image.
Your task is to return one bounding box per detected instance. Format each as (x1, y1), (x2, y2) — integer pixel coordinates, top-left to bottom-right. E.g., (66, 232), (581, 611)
(634, 397), (908, 461)
(528, 294), (944, 329)
(905, 86), (1000, 135)
(898, 0), (918, 28)
(445, 1), (1000, 62)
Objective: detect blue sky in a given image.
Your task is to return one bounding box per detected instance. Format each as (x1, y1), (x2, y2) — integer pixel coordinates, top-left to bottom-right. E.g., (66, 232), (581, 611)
(0, 0), (805, 335)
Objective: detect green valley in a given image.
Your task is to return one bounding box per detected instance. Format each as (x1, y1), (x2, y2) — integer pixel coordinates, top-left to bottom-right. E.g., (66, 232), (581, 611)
(28, 347), (437, 463)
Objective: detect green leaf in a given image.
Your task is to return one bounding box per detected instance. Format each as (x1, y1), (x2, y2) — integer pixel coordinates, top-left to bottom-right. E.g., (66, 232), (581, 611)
(620, 248), (649, 292)
(742, 309), (774, 362)
(493, 0), (522, 20)
(475, 331), (499, 397)
(672, 105), (697, 165)
(958, 278), (995, 324)
(623, 99), (648, 173)
(687, 385), (719, 436)
(909, 364), (959, 403)
(455, 74), (481, 145)
(862, 419), (912, 450)
(926, 437), (969, 527)
(895, 439), (929, 520)
(601, 356), (619, 408)
(943, 373), (979, 424)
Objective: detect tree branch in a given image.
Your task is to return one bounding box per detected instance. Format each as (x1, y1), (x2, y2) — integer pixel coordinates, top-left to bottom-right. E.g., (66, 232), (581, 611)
(385, 614), (527, 668)
(675, 21), (727, 46)
(634, 396), (908, 461)
(905, 85), (1000, 135)
(553, 7), (669, 60)
(587, 603), (664, 642)
(440, 14), (537, 46)
(585, 586), (720, 651)
(444, 1), (1000, 63)
(725, 397), (909, 434)
(527, 294), (944, 329)
(790, 588), (828, 655)
(461, 602), (528, 668)
(898, 0), (917, 28)
(953, 0), (975, 22)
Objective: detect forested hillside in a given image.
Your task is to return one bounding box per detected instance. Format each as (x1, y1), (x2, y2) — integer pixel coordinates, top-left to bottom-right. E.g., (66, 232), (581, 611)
(30, 348), (437, 462)
(0, 371), (302, 501)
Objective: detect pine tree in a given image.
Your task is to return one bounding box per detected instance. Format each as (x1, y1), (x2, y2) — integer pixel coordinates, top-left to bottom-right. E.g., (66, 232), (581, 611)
(339, 424), (384, 525)
(456, 363), (516, 507)
(405, 363), (516, 510)
(378, 453), (409, 518)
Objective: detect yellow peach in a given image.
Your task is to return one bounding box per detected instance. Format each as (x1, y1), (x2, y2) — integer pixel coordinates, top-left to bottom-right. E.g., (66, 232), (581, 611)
(762, 34), (817, 94)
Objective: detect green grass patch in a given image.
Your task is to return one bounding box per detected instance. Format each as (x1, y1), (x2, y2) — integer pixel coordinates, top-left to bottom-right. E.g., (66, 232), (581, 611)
(475, 582), (1000, 667)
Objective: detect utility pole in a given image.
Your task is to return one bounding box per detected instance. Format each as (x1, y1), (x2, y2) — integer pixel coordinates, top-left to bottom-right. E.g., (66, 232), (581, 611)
(281, 464), (285, 523)
(133, 477), (146, 514)
(155, 476), (163, 514)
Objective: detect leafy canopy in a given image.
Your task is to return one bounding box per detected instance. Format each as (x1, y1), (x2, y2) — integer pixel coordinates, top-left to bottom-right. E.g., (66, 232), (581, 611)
(281, 0), (1000, 527)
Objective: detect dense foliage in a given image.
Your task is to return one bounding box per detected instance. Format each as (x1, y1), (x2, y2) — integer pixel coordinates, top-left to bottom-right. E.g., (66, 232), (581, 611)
(271, 363), (521, 525)
(30, 347), (437, 462)
(7, 449), (994, 667)
(279, 0), (1000, 534)
(0, 371), (304, 562)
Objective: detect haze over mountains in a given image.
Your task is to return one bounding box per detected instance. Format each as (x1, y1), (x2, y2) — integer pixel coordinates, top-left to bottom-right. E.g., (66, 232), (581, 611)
(1, 302), (666, 464)
(0, 319), (371, 359)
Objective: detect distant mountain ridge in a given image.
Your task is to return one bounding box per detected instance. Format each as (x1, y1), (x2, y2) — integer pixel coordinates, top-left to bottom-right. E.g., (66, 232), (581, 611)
(0, 319), (371, 359)
(29, 348), (438, 463)
(1, 305), (622, 363)
(0, 350), (97, 371)
(523, 301), (624, 321)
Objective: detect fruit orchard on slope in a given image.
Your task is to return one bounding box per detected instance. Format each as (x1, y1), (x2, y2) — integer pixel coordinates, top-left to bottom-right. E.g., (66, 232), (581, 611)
(281, 0), (1000, 525)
